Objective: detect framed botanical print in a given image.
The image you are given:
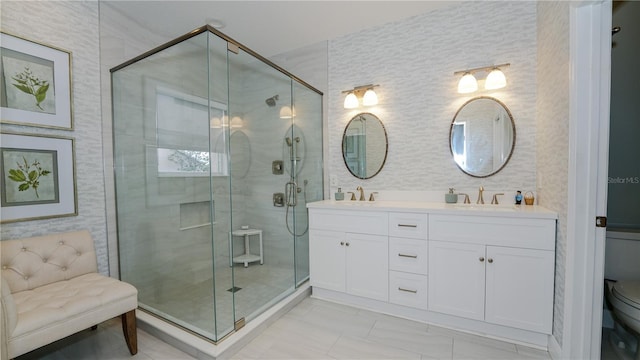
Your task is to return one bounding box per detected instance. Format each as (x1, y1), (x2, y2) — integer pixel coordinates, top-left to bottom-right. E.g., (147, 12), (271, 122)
(0, 132), (77, 223)
(0, 32), (73, 129)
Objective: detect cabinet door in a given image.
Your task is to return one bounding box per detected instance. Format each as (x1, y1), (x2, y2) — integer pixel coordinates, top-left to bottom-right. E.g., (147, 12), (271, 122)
(428, 240), (485, 320)
(485, 246), (554, 333)
(346, 232), (389, 301)
(309, 229), (346, 292)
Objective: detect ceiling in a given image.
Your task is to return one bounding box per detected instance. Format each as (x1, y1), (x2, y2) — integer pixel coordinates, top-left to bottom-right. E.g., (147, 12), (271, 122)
(103, 1), (457, 57)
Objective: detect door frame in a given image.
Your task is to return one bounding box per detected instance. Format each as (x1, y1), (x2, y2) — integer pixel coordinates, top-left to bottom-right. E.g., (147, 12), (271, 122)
(559, 1), (611, 359)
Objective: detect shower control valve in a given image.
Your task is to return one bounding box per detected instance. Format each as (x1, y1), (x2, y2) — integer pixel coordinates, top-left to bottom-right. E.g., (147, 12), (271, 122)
(272, 160), (284, 175)
(273, 192), (285, 207)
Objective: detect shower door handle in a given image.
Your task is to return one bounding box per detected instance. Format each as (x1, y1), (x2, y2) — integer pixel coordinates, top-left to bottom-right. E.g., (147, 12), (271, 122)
(285, 181), (297, 206)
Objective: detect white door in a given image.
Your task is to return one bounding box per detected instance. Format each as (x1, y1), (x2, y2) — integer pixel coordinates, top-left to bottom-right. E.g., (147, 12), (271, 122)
(309, 229), (346, 292)
(485, 246), (555, 333)
(428, 241), (485, 320)
(346, 232), (388, 301)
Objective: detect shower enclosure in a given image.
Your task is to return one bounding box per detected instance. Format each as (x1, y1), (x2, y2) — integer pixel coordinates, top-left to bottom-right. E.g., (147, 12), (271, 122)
(111, 26), (323, 342)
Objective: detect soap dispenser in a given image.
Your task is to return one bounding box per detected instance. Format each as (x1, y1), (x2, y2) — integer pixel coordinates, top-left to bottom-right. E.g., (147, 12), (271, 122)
(335, 188), (344, 201)
(445, 188), (458, 203)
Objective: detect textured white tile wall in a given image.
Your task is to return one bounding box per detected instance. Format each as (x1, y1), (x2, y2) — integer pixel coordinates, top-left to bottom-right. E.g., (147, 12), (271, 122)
(0, 1), (110, 274)
(536, 1), (571, 347)
(327, 1), (537, 197)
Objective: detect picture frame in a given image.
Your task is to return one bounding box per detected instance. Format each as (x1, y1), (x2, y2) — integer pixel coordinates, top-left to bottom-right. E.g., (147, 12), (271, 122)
(0, 132), (77, 223)
(0, 32), (73, 130)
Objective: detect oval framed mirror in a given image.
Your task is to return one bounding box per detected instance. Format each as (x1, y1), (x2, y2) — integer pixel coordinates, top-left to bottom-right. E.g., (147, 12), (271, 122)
(342, 112), (388, 179)
(450, 96), (516, 178)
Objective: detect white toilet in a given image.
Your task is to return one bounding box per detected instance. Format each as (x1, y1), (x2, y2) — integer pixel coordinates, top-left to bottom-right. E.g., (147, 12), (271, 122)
(606, 280), (640, 360)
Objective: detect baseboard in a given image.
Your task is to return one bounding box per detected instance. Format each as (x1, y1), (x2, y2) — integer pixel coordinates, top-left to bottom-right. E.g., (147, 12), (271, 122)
(548, 334), (562, 360)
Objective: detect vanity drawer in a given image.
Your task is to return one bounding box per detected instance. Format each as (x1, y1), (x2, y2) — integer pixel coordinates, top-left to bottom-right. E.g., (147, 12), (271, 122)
(389, 237), (427, 275)
(309, 209), (388, 235)
(389, 271), (428, 310)
(388, 212), (428, 239)
(428, 214), (556, 250)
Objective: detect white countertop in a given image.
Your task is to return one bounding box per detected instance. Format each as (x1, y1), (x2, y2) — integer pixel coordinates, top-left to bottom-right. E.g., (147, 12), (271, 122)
(307, 200), (558, 219)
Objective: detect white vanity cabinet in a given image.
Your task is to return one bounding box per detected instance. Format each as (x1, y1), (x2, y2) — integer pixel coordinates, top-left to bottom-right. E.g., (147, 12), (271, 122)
(427, 214), (556, 334)
(307, 200), (557, 348)
(309, 209), (389, 301)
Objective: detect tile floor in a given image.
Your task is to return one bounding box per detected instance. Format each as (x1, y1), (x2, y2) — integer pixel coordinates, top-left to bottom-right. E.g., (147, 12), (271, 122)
(16, 297), (553, 360)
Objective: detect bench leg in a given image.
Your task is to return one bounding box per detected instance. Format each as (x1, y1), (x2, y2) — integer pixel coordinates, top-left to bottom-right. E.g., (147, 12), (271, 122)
(121, 310), (138, 355)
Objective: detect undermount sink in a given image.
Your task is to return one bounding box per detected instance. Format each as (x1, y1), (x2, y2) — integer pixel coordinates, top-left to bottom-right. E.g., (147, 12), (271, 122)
(335, 200), (378, 206)
(451, 204), (519, 212)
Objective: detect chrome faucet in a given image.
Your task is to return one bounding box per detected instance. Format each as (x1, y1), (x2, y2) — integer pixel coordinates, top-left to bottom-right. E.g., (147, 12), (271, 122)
(477, 186), (485, 204)
(356, 186), (365, 201)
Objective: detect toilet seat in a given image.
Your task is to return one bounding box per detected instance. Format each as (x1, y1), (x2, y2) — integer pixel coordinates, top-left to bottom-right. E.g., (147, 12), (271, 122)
(613, 281), (640, 309)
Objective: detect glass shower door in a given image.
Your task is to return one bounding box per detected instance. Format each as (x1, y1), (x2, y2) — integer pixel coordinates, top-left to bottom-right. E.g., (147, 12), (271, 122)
(112, 31), (236, 342)
(226, 46), (297, 323)
(291, 82), (323, 286)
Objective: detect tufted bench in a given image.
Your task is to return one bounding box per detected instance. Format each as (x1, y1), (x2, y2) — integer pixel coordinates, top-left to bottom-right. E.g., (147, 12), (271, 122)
(0, 230), (138, 359)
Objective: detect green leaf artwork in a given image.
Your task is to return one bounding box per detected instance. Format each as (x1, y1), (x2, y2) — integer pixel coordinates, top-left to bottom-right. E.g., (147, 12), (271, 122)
(7, 156), (51, 198)
(11, 67), (50, 111)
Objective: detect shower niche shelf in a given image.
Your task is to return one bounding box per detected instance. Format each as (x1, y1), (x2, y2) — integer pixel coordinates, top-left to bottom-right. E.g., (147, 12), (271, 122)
(179, 201), (213, 231)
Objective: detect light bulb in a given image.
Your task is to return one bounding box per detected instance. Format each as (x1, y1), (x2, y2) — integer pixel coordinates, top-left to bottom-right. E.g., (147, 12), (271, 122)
(457, 73), (478, 94)
(485, 68), (507, 90)
(210, 117), (222, 128)
(362, 89), (378, 106)
(230, 116), (243, 128)
(279, 106), (295, 119)
(343, 92), (359, 109)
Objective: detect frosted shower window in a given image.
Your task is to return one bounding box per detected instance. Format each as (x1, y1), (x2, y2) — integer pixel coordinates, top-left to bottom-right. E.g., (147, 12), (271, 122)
(155, 88), (228, 176)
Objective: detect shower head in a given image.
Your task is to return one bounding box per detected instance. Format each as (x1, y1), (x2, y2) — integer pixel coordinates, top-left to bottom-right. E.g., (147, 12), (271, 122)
(266, 95), (279, 107)
(286, 137), (292, 146)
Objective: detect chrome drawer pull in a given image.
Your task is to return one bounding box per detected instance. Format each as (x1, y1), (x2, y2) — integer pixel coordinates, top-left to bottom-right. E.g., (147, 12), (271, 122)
(398, 287), (418, 293)
(398, 253), (418, 258)
(397, 224), (418, 228)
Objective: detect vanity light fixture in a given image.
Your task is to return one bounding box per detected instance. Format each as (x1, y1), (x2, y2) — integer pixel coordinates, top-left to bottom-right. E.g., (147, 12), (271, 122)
(485, 67), (507, 90)
(454, 63), (510, 93)
(457, 72), (478, 94)
(230, 116), (243, 129)
(342, 84), (380, 109)
(279, 105), (295, 119)
(362, 88), (378, 106)
(210, 115), (228, 128)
